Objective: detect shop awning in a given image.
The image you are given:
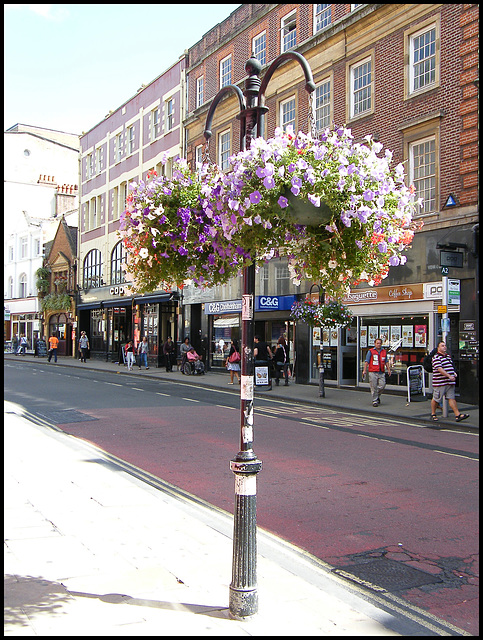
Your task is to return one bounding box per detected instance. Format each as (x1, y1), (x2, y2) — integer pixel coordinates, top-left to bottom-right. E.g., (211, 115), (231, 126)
(213, 316), (240, 328)
(133, 293), (173, 305)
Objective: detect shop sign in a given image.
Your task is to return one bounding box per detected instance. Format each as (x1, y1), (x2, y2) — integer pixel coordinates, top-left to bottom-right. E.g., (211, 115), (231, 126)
(448, 279), (460, 305)
(343, 284), (425, 304)
(255, 295), (296, 311)
(205, 300), (242, 315)
(109, 286), (127, 295)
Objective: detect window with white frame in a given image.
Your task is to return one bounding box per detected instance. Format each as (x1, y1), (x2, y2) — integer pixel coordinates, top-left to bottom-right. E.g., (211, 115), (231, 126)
(220, 55), (232, 88)
(195, 145), (203, 169)
(349, 56), (372, 119)
(34, 238), (41, 256)
(253, 31), (266, 65)
(150, 108), (160, 141)
(115, 133), (123, 162)
(314, 4), (331, 32)
(83, 249), (102, 289)
(128, 126), (135, 154)
(89, 198), (97, 229)
(166, 98), (174, 131)
(280, 97), (296, 132)
(409, 137), (436, 214)
(196, 76), (204, 108)
(314, 79), (331, 131)
(86, 153), (94, 179)
(96, 147), (102, 173)
(275, 263), (290, 294)
(410, 25), (436, 94)
(281, 11), (296, 52)
(219, 130), (231, 171)
(20, 236), (28, 259)
(19, 273), (27, 298)
(120, 181), (128, 218)
(110, 241), (126, 285)
(8, 245), (14, 262)
(8, 276), (13, 298)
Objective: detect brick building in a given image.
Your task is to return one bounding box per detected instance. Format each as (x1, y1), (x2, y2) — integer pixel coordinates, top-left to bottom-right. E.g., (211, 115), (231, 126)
(78, 55), (187, 365)
(182, 3), (478, 402)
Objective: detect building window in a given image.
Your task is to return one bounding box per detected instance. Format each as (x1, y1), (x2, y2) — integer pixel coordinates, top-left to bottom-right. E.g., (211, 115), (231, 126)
(115, 133), (123, 162)
(409, 137), (436, 214)
(195, 145), (203, 169)
(111, 242), (126, 285)
(120, 181), (128, 218)
(19, 273), (27, 298)
(410, 26), (436, 93)
(83, 249), (102, 289)
(349, 56), (372, 119)
(34, 238), (41, 256)
(8, 245), (14, 262)
(220, 55), (232, 88)
(150, 108), (160, 141)
(280, 97), (296, 132)
(8, 276), (13, 298)
(20, 236), (28, 259)
(219, 130), (231, 171)
(281, 11), (296, 52)
(196, 76), (204, 108)
(275, 263), (290, 295)
(128, 126), (135, 154)
(314, 4), (331, 32)
(314, 79), (331, 131)
(86, 153), (94, 179)
(89, 198), (97, 229)
(166, 98), (174, 131)
(96, 147), (102, 173)
(253, 31), (266, 66)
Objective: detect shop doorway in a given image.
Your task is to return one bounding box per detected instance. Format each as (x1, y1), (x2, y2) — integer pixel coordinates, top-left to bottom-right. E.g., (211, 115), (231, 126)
(338, 323), (357, 385)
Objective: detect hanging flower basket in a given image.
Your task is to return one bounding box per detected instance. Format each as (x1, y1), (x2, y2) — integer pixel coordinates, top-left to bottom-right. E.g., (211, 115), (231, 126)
(119, 127), (422, 297)
(290, 299), (353, 329)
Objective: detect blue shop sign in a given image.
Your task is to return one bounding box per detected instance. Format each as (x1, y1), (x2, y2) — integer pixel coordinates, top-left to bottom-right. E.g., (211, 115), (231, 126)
(255, 295), (296, 312)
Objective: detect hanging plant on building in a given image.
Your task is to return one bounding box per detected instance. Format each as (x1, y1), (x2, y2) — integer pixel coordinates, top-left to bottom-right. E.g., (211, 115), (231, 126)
(35, 267), (51, 295)
(119, 127), (422, 298)
(41, 293), (72, 311)
(290, 299), (353, 329)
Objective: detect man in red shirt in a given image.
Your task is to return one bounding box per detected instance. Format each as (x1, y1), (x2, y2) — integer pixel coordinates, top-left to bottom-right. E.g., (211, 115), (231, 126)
(431, 341), (469, 422)
(362, 338), (391, 407)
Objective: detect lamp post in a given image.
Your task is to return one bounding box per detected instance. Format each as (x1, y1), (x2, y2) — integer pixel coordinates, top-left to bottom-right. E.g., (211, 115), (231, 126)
(204, 52), (315, 620)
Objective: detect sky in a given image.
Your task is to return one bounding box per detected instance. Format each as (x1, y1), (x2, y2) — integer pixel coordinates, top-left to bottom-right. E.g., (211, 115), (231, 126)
(4, 3), (241, 135)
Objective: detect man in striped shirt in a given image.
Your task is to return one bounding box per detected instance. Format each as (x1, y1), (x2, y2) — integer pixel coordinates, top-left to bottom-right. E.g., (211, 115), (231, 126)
(431, 341), (469, 422)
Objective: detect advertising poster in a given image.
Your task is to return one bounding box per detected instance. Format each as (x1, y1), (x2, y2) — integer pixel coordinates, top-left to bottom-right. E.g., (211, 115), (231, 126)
(369, 326), (379, 345)
(330, 329), (338, 346)
(390, 326), (401, 345)
(360, 326), (368, 348)
(379, 326), (390, 346)
(402, 325), (413, 347)
(322, 329), (330, 346)
(312, 327), (321, 347)
(414, 325), (427, 347)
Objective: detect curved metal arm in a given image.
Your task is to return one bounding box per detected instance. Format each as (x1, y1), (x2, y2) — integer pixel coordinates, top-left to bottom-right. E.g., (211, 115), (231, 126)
(259, 51), (316, 105)
(204, 85), (246, 141)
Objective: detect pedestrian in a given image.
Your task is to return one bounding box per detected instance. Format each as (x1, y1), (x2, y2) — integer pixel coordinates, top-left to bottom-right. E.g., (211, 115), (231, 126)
(186, 347), (205, 374)
(254, 334), (273, 389)
(225, 339), (241, 384)
(180, 336), (192, 373)
(124, 340), (135, 371)
(48, 334), (59, 363)
(430, 341), (469, 422)
(12, 334), (18, 355)
(78, 331), (89, 363)
(138, 336), (149, 370)
(362, 338), (392, 406)
(273, 336), (289, 386)
(163, 336), (175, 372)
(18, 334), (28, 355)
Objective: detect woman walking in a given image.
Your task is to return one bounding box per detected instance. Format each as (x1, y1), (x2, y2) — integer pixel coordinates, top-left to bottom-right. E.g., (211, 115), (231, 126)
(225, 339), (241, 384)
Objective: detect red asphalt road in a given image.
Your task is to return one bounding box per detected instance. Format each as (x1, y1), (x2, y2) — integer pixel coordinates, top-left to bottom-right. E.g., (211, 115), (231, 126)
(60, 404), (479, 635)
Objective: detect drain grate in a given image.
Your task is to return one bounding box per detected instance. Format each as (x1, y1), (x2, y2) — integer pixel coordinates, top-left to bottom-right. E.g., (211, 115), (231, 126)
(36, 409), (99, 425)
(332, 557), (442, 592)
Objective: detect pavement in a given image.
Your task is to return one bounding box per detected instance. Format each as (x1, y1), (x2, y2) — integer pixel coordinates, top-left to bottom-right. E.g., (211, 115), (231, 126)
(4, 353), (478, 636)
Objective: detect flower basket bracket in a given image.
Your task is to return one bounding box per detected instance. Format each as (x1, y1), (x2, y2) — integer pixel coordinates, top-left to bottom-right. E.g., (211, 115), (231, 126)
(283, 188), (333, 227)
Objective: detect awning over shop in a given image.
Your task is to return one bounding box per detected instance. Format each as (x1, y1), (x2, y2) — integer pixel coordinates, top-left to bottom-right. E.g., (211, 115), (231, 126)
(133, 293), (173, 305)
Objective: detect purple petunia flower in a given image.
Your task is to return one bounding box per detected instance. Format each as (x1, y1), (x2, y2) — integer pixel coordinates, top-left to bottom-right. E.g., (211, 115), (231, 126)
(249, 190), (262, 204)
(278, 196), (289, 208)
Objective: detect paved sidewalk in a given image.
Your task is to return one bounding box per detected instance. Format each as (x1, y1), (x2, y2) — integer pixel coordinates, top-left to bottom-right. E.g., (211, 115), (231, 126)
(5, 402), (468, 637)
(4, 353), (479, 431)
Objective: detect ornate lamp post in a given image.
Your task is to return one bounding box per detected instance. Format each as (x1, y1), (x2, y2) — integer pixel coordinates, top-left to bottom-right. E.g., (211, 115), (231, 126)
(204, 52), (315, 620)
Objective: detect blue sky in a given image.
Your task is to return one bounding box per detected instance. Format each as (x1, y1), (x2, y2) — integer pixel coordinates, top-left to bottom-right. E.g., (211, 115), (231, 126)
(4, 3), (241, 135)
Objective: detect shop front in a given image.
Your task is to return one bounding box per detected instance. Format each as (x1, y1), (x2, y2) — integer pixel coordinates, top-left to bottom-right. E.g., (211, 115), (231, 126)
(309, 282), (455, 391)
(78, 286), (178, 366)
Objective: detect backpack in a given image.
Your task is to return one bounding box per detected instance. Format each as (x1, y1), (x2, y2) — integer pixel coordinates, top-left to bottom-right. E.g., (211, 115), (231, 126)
(423, 348), (437, 373)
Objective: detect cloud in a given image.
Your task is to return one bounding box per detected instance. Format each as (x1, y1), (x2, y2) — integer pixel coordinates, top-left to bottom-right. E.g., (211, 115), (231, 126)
(4, 4), (69, 21)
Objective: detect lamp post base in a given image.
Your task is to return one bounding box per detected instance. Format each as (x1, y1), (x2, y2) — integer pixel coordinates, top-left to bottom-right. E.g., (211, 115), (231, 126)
(229, 586), (258, 620)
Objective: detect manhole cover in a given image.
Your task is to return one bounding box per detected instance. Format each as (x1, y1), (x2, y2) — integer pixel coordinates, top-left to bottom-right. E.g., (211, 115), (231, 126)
(332, 557), (442, 592)
(37, 409), (99, 425)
